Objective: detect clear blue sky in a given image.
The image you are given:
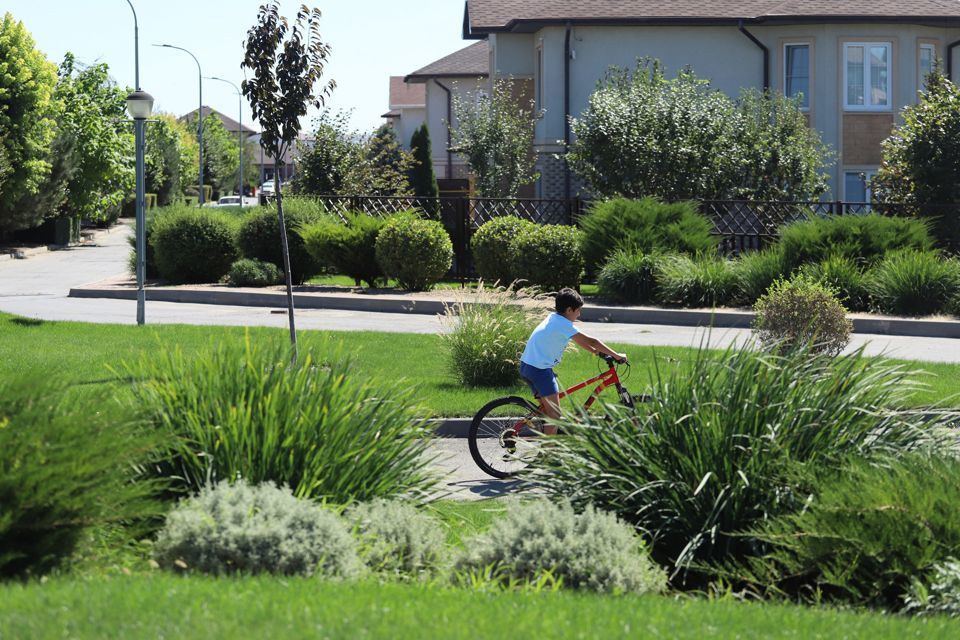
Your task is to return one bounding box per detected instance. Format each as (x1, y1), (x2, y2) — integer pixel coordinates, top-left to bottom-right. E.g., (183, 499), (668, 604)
(4, 0), (469, 134)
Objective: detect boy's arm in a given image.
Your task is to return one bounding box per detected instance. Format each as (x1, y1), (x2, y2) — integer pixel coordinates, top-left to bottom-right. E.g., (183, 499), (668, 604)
(571, 332), (628, 362)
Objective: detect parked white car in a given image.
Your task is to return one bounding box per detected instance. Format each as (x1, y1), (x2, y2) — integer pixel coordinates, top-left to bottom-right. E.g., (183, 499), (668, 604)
(260, 180), (275, 196)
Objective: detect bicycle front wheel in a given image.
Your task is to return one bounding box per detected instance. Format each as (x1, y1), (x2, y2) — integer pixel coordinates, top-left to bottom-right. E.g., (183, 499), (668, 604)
(468, 396), (545, 479)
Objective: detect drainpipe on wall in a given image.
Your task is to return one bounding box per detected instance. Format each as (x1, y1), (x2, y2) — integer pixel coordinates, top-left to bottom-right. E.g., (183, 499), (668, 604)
(564, 22), (572, 200)
(738, 20), (770, 90)
(434, 79), (454, 180)
(948, 39), (960, 81)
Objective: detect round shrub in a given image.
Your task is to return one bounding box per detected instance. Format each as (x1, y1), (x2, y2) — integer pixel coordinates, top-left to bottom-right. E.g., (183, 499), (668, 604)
(596, 249), (659, 304)
(154, 480), (361, 577)
(375, 214), (453, 291)
(227, 258), (284, 287)
(300, 212), (386, 288)
(733, 246), (789, 305)
(150, 209), (239, 284)
(779, 214), (934, 271)
(237, 201), (327, 284)
(579, 197), (717, 276)
(346, 499), (447, 578)
(470, 216), (536, 285)
(867, 250), (960, 317)
(801, 255), (870, 312)
(655, 254), (739, 308)
(510, 224), (584, 292)
(454, 500), (666, 594)
(753, 274), (852, 356)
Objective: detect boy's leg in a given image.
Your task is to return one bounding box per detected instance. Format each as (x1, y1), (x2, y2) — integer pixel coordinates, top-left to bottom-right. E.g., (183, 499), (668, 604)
(539, 393), (561, 435)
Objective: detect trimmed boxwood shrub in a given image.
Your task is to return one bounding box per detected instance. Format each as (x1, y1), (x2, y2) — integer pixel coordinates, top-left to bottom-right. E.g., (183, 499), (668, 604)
(300, 212), (386, 288)
(578, 197), (717, 276)
(597, 249), (659, 304)
(227, 258), (284, 287)
(471, 216), (536, 285)
(510, 224), (584, 292)
(753, 274), (852, 356)
(655, 254), (738, 308)
(867, 250), (960, 317)
(150, 209), (239, 284)
(375, 214), (453, 291)
(779, 214), (934, 271)
(237, 199), (327, 284)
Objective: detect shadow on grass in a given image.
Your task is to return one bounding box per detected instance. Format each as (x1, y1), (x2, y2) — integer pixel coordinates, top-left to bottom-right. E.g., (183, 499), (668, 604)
(9, 317), (45, 327)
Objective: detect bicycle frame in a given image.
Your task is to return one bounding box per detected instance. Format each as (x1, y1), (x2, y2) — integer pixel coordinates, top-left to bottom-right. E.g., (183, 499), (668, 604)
(556, 362), (623, 410)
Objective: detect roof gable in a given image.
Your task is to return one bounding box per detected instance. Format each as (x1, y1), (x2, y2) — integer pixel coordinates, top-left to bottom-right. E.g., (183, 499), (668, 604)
(405, 41), (489, 81)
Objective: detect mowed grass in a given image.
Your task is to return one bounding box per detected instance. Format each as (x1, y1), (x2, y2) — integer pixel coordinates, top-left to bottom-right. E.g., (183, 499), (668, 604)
(1, 575), (957, 640)
(0, 312), (957, 415)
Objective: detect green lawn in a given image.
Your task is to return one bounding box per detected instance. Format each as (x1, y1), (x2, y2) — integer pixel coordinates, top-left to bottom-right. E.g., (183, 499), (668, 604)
(1, 312), (956, 416)
(1, 574), (956, 639)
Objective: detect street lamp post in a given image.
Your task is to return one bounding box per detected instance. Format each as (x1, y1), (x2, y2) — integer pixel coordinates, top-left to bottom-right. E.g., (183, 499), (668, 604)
(207, 76), (244, 203)
(154, 44), (204, 204)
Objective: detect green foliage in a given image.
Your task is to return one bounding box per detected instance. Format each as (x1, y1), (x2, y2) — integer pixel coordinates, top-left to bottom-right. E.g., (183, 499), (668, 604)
(867, 250), (960, 317)
(440, 284), (547, 387)
(408, 123), (439, 201)
(872, 67), (960, 251)
(237, 200), (327, 284)
(300, 212), (386, 288)
(470, 216), (536, 285)
(451, 78), (540, 197)
(753, 274), (852, 356)
(906, 557), (960, 617)
(0, 13), (59, 232)
(375, 214), (453, 291)
(568, 60), (829, 201)
(800, 255), (870, 312)
(745, 455), (960, 609)
(655, 254), (739, 308)
(733, 246), (789, 305)
(597, 249), (659, 304)
(0, 376), (163, 578)
(529, 344), (941, 581)
(150, 208), (239, 284)
(146, 113), (197, 206)
(346, 499), (447, 578)
(455, 500), (666, 594)
(154, 480), (361, 578)
(126, 337), (439, 503)
(578, 198), (716, 277)
(778, 214), (934, 272)
(227, 258), (284, 287)
(197, 113), (240, 199)
(510, 224), (584, 291)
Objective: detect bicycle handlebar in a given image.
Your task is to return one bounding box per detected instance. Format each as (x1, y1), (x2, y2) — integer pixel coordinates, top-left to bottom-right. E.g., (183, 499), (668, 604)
(599, 353), (628, 366)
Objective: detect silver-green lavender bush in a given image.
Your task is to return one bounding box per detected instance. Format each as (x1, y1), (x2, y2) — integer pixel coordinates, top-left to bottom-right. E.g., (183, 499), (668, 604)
(154, 480), (361, 578)
(454, 499), (666, 594)
(346, 499), (448, 578)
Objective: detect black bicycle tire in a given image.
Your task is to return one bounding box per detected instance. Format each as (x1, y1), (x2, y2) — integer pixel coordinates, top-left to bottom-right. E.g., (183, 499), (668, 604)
(468, 395), (542, 479)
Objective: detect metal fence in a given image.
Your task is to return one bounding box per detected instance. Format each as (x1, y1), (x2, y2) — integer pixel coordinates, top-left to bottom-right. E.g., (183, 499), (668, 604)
(311, 195), (948, 281)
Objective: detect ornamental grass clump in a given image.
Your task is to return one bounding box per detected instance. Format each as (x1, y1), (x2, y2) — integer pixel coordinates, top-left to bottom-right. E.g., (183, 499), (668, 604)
(867, 250), (960, 317)
(527, 343), (943, 583)
(454, 500), (666, 594)
(801, 255), (870, 312)
(733, 246), (788, 305)
(440, 283), (549, 387)
(154, 480), (361, 578)
(753, 274), (852, 356)
(655, 254), (739, 308)
(346, 499), (448, 579)
(596, 249), (660, 304)
(126, 336), (438, 503)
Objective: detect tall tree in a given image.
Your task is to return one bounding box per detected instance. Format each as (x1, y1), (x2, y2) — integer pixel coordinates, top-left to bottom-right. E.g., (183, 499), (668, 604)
(201, 113), (240, 198)
(242, 1), (335, 362)
(0, 12), (58, 232)
(146, 113), (197, 206)
(408, 123), (439, 200)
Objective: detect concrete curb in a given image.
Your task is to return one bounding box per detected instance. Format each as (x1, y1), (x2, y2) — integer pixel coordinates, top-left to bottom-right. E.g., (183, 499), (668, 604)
(68, 283), (960, 339)
(430, 418), (471, 438)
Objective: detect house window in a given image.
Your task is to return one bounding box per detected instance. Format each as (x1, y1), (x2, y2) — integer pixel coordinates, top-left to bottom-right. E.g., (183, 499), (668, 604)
(784, 44), (810, 109)
(844, 43), (891, 110)
(844, 170), (878, 203)
(919, 43), (936, 90)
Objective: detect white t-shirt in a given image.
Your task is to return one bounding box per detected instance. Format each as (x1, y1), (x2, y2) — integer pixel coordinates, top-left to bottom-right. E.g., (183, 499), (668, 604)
(520, 313), (579, 369)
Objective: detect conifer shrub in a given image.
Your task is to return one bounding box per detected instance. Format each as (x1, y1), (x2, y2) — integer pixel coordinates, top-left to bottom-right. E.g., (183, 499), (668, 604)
(753, 274), (852, 356)
(470, 216), (536, 285)
(150, 208), (239, 284)
(346, 499), (447, 578)
(375, 214), (453, 291)
(154, 480), (361, 577)
(300, 212), (387, 288)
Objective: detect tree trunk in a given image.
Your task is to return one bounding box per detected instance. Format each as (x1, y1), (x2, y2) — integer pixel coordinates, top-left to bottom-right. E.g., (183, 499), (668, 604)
(274, 182), (298, 364)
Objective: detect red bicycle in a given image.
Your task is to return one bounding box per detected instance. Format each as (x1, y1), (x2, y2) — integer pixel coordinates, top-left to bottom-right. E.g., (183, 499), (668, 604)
(468, 353), (637, 479)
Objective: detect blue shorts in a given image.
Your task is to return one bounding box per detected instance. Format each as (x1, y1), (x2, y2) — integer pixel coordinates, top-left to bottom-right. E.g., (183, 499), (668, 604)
(520, 361), (560, 398)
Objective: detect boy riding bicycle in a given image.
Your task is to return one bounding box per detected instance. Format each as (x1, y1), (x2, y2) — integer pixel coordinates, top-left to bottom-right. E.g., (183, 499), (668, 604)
(519, 288), (627, 433)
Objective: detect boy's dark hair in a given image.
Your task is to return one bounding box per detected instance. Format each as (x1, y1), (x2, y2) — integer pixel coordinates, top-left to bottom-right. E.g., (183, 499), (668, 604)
(555, 288), (584, 313)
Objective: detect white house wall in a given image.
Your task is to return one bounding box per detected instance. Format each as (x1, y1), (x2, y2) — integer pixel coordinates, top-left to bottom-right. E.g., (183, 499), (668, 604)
(424, 76), (489, 180)
(396, 107), (426, 150)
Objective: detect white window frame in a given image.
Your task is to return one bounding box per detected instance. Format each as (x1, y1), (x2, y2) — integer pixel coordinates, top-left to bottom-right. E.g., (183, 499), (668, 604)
(783, 43), (811, 111)
(919, 43), (936, 91)
(843, 42), (893, 111)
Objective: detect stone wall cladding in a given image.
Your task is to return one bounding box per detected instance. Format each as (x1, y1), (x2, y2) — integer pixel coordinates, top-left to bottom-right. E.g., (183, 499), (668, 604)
(842, 114), (894, 166)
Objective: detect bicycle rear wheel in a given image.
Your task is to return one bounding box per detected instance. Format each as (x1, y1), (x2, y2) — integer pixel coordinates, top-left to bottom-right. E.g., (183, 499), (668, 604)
(468, 396), (545, 479)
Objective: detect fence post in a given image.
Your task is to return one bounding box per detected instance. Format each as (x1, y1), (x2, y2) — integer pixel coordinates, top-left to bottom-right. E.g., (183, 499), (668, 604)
(457, 196), (468, 283)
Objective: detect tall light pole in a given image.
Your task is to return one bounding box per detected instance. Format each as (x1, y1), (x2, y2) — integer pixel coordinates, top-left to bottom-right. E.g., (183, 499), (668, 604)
(207, 76), (244, 203)
(123, 0), (152, 326)
(154, 44), (204, 205)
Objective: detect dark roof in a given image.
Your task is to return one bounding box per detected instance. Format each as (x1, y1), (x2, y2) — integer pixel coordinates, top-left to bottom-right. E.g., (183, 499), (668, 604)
(389, 77), (426, 107)
(180, 106), (257, 135)
(381, 109), (401, 118)
(464, 0), (960, 36)
(405, 41), (489, 81)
